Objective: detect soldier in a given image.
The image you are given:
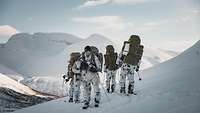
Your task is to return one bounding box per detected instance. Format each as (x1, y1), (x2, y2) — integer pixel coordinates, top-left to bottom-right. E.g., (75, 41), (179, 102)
(117, 35), (144, 94)
(104, 45), (118, 93)
(80, 46), (102, 109)
(63, 52), (81, 103)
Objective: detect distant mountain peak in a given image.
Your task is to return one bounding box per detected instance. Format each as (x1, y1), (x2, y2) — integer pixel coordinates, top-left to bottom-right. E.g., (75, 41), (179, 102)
(87, 34), (110, 41)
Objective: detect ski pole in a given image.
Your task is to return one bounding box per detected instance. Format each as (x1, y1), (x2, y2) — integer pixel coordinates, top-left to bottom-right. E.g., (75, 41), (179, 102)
(62, 76), (65, 97)
(137, 72), (142, 81)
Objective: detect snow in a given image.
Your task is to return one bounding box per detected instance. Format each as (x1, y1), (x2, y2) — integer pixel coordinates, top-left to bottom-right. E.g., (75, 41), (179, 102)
(0, 33), (177, 75)
(20, 76), (65, 97)
(0, 32), (83, 75)
(16, 34), (114, 96)
(140, 46), (178, 69)
(0, 73), (39, 95)
(13, 40), (200, 113)
(0, 33), (179, 97)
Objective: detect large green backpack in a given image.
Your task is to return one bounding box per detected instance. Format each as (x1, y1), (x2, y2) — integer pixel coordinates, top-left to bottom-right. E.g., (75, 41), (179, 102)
(104, 45), (118, 70)
(123, 35), (144, 65)
(68, 52), (81, 78)
(136, 45), (144, 63)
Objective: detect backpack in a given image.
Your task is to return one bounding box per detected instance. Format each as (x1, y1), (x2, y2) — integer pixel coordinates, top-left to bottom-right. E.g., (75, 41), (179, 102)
(90, 46), (103, 72)
(68, 52), (81, 79)
(69, 52), (81, 65)
(104, 45), (118, 70)
(123, 35), (144, 65)
(136, 45), (144, 62)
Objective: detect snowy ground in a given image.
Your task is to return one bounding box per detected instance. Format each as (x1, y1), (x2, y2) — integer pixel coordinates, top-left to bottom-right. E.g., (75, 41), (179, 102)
(13, 40), (200, 113)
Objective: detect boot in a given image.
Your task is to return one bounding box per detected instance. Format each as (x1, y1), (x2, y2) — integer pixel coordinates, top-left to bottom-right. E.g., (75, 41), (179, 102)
(120, 87), (126, 94)
(82, 102), (89, 109)
(74, 98), (80, 103)
(107, 88), (110, 93)
(111, 84), (115, 93)
(68, 97), (73, 103)
(74, 94), (80, 103)
(94, 98), (99, 107)
(128, 84), (133, 94)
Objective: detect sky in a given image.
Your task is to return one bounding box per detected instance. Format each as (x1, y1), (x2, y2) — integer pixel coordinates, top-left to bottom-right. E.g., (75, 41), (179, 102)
(0, 0), (200, 52)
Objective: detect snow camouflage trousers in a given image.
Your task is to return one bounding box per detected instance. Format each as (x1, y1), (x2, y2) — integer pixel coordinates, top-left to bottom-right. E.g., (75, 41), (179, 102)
(82, 71), (101, 104)
(68, 74), (81, 102)
(105, 70), (117, 92)
(120, 63), (136, 93)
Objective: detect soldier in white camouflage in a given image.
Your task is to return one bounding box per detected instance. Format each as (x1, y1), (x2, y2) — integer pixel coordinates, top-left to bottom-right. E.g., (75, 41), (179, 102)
(104, 45), (118, 93)
(117, 35), (144, 94)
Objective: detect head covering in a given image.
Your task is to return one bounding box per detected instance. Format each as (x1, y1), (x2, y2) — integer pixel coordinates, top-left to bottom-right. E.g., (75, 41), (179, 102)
(84, 46), (91, 52)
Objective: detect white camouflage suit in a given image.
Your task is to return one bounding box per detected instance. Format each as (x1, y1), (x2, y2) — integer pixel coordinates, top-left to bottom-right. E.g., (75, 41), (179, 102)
(120, 63), (136, 93)
(69, 60), (82, 102)
(104, 68), (117, 92)
(80, 53), (101, 105)
(117, 52), (137, 93)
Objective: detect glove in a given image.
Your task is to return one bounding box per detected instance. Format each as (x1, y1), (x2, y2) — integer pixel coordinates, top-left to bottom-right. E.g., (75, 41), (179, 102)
(63, 74), (70, 82)
(89, 64), (98, 73)
(136, 65), (140, 72)
(63, 74), (67, 79)
(115, 64), (119, 70)
(81, 61), (89, 70)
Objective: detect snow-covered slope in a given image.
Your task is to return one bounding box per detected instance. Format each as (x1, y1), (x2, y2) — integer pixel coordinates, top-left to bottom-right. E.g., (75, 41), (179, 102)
(141, 46), (178, 69)
(13, 40), (200, 113)
(20, 76), (65, 97)
(0, 73), (39, 95)
(0, 87), (52, 113)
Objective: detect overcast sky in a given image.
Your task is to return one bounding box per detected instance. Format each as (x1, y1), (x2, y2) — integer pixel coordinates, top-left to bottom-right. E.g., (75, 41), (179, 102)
(0, 0), (200, 51)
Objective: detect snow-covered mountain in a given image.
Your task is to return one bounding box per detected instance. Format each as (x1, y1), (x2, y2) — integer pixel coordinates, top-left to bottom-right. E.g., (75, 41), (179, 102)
(0, 33), (178, 97)
(0, 32), (83, 76)
(0, 73), (38, 95)
(0, 66), (54, 113)
(13, 40), (200, 113)
(0, 87), (52, 113)
(0, 33), (177, 76)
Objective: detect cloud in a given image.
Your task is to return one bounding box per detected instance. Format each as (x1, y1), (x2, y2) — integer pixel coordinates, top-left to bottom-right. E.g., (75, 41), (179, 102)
(72, 16), (133, 31)
(191, 9), (200, 14)
(78, 0), (157, 9)
(134, 19), (169, 32)
(0, 25), (19, 36)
